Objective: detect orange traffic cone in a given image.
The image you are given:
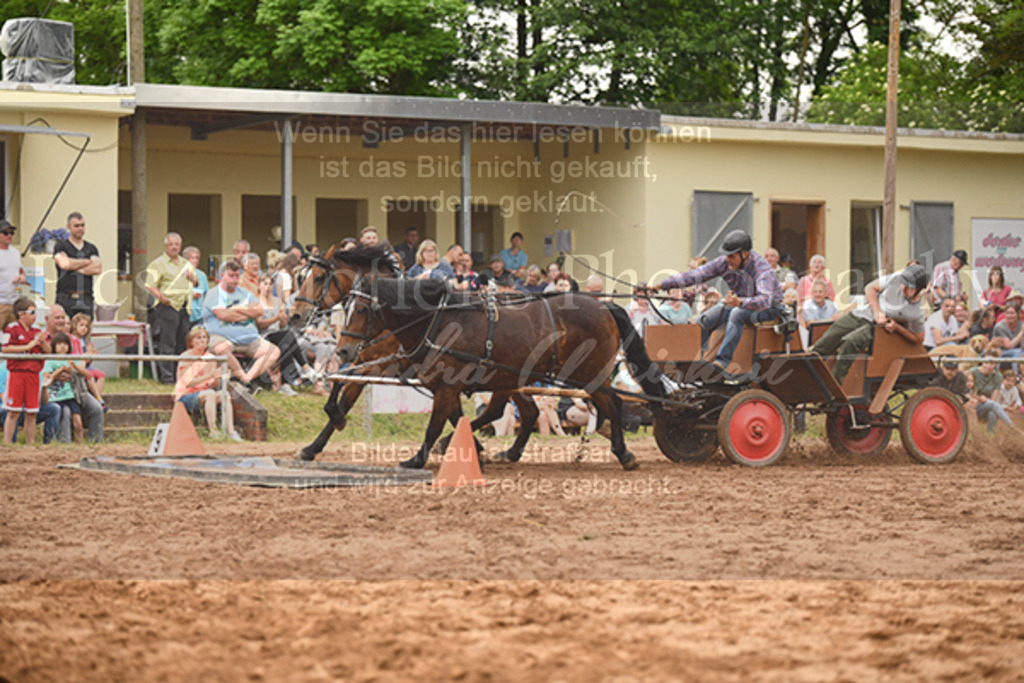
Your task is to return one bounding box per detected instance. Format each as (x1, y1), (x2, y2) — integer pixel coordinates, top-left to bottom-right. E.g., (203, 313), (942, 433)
(163, 401), (206, 456)
(433, 417), (487, 487)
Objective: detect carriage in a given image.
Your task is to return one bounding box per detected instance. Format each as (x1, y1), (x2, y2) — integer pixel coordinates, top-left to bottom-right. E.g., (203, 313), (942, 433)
(292, 244), (969, 470)
(645, 317), (969, 467)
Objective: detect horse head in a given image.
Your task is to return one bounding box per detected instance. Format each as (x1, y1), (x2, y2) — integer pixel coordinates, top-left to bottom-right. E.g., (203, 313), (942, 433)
(289, 243), (402, 328)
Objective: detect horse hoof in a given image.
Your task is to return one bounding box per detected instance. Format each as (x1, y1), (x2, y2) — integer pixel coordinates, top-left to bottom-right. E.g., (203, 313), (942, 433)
(399, 456), (427, 469)
(619, 453), (639, 471)
(491, 449), (521, 463)
(297, 448), (317, 462)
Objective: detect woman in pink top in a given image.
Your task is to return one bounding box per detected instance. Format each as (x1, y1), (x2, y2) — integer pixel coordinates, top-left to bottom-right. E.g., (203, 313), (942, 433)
(982, 266), (1012, 313)
(796, 254), (835, 303)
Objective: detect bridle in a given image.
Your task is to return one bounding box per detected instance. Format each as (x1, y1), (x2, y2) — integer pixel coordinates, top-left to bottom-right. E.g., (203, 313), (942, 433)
(338, 276), (384, 358)
(293, 256), (349, 311)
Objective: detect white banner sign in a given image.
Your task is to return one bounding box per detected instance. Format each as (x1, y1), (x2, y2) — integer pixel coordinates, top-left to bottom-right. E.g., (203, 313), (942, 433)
(970, 217), (1024, 300)
(370, 385), (434, 414)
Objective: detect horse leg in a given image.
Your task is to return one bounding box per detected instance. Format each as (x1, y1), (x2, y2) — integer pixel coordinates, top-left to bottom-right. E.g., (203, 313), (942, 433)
(434, 391), (511, 457)
(492, 394), (539, 463)
(589, 390), (638, 471)
(401, 388), (461, 469)
(297, 382), (359, 461)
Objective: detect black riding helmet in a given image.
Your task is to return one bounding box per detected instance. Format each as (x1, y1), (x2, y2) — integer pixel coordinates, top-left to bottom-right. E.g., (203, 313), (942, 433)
(900, 263), (930, 291)
(719, 230), (753, 255)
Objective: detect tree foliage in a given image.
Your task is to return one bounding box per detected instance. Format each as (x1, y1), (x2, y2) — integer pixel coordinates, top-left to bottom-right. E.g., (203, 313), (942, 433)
(145, 0), (465, 95)
(2, 0), (1019, 131)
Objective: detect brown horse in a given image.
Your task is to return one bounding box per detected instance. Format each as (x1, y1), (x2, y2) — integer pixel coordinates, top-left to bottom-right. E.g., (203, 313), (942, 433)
(337, 277), (664, 470)
(291, 245), (531, 462)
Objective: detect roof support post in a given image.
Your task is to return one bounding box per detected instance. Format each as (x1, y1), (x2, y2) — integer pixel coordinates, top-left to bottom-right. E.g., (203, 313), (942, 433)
(281, 117), (293, 250)
(459, 123), (472, 252)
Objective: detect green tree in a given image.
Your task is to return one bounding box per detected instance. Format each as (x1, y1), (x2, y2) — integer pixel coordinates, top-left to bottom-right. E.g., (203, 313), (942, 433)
(146, 0), (465, 95)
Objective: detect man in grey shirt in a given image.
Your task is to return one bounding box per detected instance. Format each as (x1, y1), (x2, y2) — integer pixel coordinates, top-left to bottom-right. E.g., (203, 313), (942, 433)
(809, 264), (928, 384)
(991, 302), (1024, 369)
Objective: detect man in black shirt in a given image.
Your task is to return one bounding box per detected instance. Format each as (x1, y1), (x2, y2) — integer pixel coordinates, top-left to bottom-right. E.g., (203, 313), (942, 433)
(53, 212), (102, 319)
(934, 356), (968, 397)
(393, 227), (419, 271)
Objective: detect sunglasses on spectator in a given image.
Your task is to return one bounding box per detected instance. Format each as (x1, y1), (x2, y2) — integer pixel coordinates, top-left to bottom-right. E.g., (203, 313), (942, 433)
(0, 230), (14, 235)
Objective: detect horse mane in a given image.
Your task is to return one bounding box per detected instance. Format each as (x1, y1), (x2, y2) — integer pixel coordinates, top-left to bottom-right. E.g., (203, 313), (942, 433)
(363, 277), (449, 311)
(331, 244), (403, 276)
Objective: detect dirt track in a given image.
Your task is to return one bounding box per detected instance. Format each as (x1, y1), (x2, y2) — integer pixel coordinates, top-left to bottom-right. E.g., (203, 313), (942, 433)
(3, 433), (1024, 680)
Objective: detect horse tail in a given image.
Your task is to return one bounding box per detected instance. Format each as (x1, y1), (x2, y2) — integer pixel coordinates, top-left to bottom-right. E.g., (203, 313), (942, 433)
(604, 302), (667, 398)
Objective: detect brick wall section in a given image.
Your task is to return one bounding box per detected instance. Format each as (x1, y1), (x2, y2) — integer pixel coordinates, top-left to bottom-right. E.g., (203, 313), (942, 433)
(229, 384), (268, 441)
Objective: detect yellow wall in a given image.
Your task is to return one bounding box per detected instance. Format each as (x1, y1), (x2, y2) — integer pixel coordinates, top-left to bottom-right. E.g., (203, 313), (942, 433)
(0, 88), (126, 308)
(645, 120), (1024, 302)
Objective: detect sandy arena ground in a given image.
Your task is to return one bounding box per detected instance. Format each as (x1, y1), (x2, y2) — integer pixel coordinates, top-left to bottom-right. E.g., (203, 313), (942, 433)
(3, 432), (1024, 680)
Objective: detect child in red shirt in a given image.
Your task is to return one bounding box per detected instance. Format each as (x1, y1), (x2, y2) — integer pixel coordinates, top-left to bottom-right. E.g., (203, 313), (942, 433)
(3, 298), (50, 444)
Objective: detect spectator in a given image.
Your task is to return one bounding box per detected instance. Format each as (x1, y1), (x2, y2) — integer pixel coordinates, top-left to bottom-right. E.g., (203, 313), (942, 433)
(239, 253), (261, 296)
(953, 302), (971, 339)
(545, 261), (562, 285)
(551, 273), (574, 294)
(777, 253), (799, 291)
(232, 240), (251, 265)
(970, 306), (997, 340)
(997, 291), (1024, 324)
(42, 332), (87, 442)
(558, 396), (597, 434)
(255, 274), (316, 395)
(359, 226), (380, 247)
(657, 288), (692, 325)
(394, 227), (419, 270)
(453, 252), (479, 291)
(0, 220), (27, 330)
(407, 240), (456, 281)
(801, 280), (839, 327)
(273, 252), (300, 305)
(144, 232), (198, 384)
(997, 369), (1022, 417)
(628, 292), (661, 339)
(810, 265), (928, 385)
(796, 254), (835, 304)
(175, 326), (241, 440)
(202, 261), (280, 385)
(500, 232), (528, 280)
(991, 302), (1024, 368)
(183, 246), (210, 331)
(2, 298), (49, 444)
(479, 254), (517, 289)
(971, 352), (1024, 435)
(931, 249), (969, 308)
(305, 244), (321, 259)
(53, 212), (101, 319)
(70, 313), (106, 402)
(43, 305), (104, 442)
(924, 297), (969, 350)
(0, 360), (61, 444)
(982, 266), (1011, 313)
(934, 357), (970, 407)
(700, 289), (721, 314)
(516, 265), (548, 294)
(339, 237), (358, 252)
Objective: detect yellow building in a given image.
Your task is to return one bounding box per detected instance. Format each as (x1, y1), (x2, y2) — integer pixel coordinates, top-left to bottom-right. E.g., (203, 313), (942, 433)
(2, 81), (1023, 314)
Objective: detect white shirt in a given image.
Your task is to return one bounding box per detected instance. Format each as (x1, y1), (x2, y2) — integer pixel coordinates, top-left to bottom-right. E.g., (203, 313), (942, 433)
(0, 246), (23, 305)
(924, 310), (960, 348)
(851, 273), (926, 335)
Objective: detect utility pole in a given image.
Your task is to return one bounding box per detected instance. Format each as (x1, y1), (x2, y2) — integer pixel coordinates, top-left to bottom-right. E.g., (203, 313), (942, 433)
(128, 0), (147, 321)
(881, 0), (901, 275)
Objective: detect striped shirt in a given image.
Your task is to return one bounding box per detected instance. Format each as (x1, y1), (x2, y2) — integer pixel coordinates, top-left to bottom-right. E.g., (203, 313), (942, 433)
(660, 252), (782, 312)
(931, 261), (961, 306)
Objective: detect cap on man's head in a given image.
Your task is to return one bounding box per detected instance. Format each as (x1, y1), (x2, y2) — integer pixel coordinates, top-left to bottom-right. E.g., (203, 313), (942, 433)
(780, 253), (794, 265)
(0, 219), (16, 232)
(510, 231), (523, 241)
(489, 254), (502, 263)
(940, 357), (959, 369)
(953, 249), (968, 264)
(900, 264), (929, 290)
(1007, 289), (1024, 301)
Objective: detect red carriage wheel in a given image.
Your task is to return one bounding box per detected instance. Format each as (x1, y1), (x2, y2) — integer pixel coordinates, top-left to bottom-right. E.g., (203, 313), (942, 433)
(717, 390), (790, 467)
(825, 404), (892, 457)
(899, 387), (968, 464)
